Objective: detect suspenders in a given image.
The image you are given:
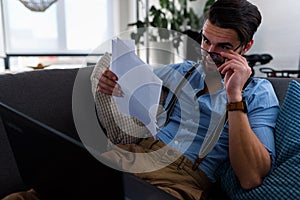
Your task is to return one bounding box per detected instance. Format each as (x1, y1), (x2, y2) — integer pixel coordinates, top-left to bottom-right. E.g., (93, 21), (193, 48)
(163, 63), (199, 127)
(162, 63), (253, 170)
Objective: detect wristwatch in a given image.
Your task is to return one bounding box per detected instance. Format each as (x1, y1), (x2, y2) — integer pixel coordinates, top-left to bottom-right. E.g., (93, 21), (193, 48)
(226, 98), (247, 113)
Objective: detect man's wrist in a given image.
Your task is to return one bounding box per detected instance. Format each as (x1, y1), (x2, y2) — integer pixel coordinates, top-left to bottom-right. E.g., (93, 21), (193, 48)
(227, 94), (242, 102)
(226, 89), (243, 102)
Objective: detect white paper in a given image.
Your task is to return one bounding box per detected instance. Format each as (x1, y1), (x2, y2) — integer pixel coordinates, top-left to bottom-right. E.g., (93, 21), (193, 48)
(111, 38), (162, 137)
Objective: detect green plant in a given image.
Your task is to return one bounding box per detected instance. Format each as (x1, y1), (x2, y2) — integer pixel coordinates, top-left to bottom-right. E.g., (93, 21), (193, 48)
(128, 0), (214, 51)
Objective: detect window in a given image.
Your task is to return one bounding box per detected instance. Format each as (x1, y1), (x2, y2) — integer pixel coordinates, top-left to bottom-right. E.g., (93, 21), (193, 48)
(3, 0), (116, 54)
(1, 0), (129, 71)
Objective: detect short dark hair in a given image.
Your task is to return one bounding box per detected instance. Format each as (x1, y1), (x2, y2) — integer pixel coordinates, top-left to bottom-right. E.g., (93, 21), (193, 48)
(205, 0), (262, 44)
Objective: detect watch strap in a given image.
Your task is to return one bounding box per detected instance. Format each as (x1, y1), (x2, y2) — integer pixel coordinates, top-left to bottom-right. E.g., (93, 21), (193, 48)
(226, 99), (247, 113)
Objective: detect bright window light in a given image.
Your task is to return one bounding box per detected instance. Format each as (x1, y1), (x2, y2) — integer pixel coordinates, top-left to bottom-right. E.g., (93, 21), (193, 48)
(3, 0), (113, 54)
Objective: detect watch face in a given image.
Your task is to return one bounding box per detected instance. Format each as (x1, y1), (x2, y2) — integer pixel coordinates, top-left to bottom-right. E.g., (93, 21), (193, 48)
(243, 98), (248, 113)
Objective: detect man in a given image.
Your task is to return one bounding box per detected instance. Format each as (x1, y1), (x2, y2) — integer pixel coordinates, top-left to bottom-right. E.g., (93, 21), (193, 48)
(98, 0), (279, 200)
(3, 0), (279, 200)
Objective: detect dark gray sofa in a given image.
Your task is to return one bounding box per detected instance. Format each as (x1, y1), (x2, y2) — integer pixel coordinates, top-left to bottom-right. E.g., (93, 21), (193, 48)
(0, 67), (299, 199)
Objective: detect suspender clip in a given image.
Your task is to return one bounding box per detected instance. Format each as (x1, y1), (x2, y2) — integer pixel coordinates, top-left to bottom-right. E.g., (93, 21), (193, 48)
(192, 157), (204, 170)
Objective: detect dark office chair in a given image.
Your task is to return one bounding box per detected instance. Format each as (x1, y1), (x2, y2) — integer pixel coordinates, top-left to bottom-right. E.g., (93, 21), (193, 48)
(243, 54), (273, 76)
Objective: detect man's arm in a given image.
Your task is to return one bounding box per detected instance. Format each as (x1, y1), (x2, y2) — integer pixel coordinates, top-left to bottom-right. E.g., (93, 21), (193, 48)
(219, 50), (273, 189)
(227, 111), (271, 189)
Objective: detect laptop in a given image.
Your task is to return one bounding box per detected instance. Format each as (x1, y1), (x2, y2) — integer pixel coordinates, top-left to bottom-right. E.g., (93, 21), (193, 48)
(0, 101), (178, 200)
(0, 101), (124, 200)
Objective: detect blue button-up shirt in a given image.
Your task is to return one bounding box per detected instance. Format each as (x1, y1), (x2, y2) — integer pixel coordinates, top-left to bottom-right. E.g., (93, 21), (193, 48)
(154, 60), (280, 182)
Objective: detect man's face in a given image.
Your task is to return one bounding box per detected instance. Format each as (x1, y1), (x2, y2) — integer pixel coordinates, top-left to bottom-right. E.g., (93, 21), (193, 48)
(200, 20), (243, 75)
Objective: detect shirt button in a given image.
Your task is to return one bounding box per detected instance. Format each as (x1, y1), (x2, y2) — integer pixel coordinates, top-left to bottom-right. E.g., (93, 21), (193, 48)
(174, 140), (179, 145)
(167, 150), (174, 156)
(194, 106), (199, 110)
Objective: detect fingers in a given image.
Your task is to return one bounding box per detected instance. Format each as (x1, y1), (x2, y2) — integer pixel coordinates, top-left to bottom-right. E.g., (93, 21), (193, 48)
(98, 69), (123, 97)
(218, 50), (251, 76)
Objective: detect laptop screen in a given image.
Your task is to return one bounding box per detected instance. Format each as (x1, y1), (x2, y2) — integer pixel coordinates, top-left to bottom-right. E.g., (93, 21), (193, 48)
(0, 101), (124, 200)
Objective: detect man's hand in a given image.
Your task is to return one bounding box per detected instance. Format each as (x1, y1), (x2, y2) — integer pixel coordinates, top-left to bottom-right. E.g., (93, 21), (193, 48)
(98, 69), (123, 97)
(218, 50), (252, 102)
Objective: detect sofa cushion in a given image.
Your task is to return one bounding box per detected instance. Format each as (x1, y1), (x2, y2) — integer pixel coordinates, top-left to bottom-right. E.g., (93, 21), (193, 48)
(275, 80), (300, 165)
(216, 79), (300, 199)
(265, 77), (295, 106)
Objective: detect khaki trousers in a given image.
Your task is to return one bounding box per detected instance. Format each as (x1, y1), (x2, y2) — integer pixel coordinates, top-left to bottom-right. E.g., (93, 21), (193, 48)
(102, 137), (212, 200)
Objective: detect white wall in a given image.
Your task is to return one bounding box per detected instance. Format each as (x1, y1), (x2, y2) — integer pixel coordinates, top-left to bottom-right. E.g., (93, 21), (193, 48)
(248, 0), (300, 71)
(0, 0), (5, 58)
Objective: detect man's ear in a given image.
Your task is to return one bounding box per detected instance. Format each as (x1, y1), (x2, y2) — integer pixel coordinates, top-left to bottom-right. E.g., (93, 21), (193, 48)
(242, 39), (254, 54)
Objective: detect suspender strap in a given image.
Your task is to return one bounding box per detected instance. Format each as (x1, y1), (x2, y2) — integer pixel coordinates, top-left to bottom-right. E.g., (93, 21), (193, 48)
(161, 63), (254, 170)
(163, 63), (199, 126)
(192, 77), (253, 170)
(192, 157), (205, 170)
(243, 77), (252, 91)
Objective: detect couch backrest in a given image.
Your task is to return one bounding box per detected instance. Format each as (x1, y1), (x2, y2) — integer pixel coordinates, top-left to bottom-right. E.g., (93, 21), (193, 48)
(0, 69), (298, 134)
(0, 68), (80, 139)
(265, 77), (300, 106)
